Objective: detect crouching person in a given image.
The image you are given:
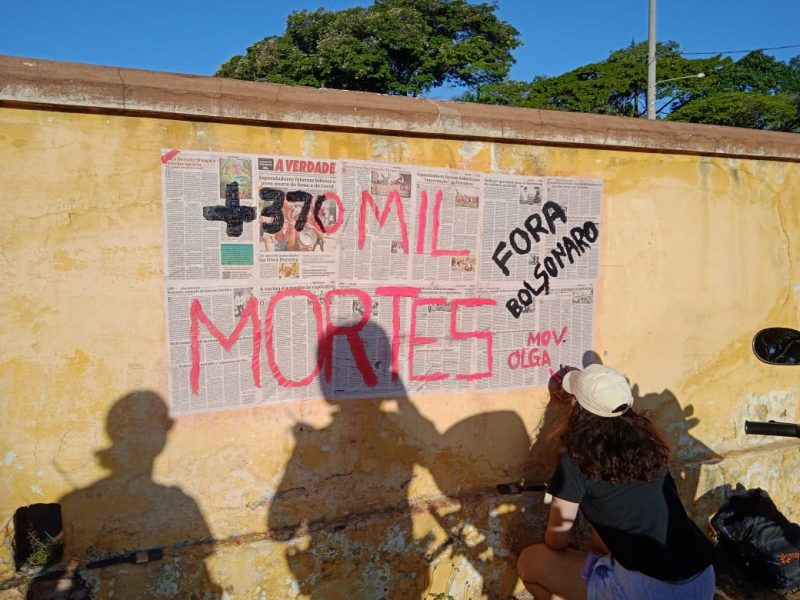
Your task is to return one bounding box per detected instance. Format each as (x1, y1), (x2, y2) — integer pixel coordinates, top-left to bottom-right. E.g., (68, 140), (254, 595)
(517, 365), (715, 599)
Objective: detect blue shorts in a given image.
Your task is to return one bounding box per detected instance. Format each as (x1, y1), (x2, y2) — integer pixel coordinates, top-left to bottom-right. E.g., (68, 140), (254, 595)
(582, 553), (715, 600)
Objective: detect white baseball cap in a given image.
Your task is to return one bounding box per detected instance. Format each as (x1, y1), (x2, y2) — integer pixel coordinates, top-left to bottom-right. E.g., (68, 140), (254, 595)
(561, 364), (634, 417)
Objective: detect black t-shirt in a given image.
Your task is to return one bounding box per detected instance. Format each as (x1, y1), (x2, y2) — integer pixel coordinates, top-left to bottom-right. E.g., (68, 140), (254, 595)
(549, 452), (714, 581)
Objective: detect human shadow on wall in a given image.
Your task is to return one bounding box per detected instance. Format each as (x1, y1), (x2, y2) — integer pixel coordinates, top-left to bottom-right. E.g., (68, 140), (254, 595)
(45, 391), (222, 599)
(424, 385), (551, 596)
(267, 321), (536, 599)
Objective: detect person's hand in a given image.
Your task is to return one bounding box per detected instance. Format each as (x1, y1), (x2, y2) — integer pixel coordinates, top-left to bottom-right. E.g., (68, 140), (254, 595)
(548, 364), (577, 405)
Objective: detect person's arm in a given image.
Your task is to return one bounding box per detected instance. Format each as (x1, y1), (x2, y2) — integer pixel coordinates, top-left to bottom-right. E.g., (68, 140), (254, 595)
(544, 496), (580, 550)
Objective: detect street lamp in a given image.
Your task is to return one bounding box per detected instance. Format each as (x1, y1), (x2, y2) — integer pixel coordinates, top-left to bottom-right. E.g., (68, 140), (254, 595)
(646, 0), (704, 119)
(656, 73), (706, 85)
(647, 0), (656, 119)
(646, 72), (705, 119)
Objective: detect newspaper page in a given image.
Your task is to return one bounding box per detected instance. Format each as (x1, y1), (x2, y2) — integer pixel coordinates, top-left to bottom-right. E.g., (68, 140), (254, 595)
(479, 175), (601, 285)
(258, 281), (333, 404)
(476, 284), (595, 391)
(479, 175), (548, 284)
(166, 284), (260, 415)
(540, 178), (602, 281)
(402, 285), (476, 395)
(255, 156), (340, 282)
(338, 161), (414, 281)
(410, 169), (481, 285)
(162, 151), (257, 282)
(323, 285), (404, 400)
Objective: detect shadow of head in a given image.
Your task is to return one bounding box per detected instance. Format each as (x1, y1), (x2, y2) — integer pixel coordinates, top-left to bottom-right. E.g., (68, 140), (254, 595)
(631, 385), (719, 463)
(95, 390), (174, 472)
(316, 319), (406, 404)
(566, 351), (718, 464)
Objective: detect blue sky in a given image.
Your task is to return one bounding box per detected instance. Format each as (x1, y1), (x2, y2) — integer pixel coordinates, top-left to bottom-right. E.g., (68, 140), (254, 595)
(2, 0), (798, 98)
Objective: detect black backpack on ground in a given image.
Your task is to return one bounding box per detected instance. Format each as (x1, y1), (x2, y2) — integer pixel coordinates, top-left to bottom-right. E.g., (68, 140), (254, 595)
(711, 487), (800, 591)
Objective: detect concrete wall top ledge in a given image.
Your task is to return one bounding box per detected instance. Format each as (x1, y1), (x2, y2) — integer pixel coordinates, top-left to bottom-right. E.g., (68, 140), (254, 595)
(1, 55), (799, 161)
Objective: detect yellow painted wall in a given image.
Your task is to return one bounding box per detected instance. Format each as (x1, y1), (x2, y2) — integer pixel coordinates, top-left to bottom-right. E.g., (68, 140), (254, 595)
(1, 105), (799, 599)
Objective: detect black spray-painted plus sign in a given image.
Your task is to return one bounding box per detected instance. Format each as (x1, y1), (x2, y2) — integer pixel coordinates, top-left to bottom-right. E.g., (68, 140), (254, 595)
(202, 182), (256, 237)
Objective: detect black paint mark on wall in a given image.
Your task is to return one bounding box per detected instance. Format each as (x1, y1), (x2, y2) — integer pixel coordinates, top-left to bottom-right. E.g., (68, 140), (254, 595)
(490, 201), (600, 319)
(286, 190), (313, 231)
(203, 182), (256, 237)
(259, 188), (285, 234)
(492, 202), (568, 276)
(260, 187), (329, 235)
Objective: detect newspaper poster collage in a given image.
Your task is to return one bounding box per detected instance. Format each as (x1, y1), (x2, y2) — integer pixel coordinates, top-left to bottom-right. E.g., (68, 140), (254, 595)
(162, 149), (602, 415)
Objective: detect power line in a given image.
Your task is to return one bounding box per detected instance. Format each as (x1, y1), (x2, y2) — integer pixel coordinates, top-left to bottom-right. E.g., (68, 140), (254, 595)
(618, 45), (800, 64)
(680, 43), (800, 56)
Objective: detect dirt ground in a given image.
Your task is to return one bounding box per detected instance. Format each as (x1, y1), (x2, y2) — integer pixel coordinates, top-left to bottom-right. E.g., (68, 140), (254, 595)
(13, 551), (800, 599)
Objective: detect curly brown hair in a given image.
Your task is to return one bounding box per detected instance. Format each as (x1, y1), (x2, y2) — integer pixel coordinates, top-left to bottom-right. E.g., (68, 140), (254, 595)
(557, 404), (670, 484)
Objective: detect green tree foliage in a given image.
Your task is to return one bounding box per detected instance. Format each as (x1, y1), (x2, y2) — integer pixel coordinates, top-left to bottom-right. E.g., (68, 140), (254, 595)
(460, 43), (800, 131)
(216, 0), (520, 97)
(716, 50), (800, 94)
(666, 92), (798, 130)
(462, 42), (724, 118)
(667, 50), (800, 131)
